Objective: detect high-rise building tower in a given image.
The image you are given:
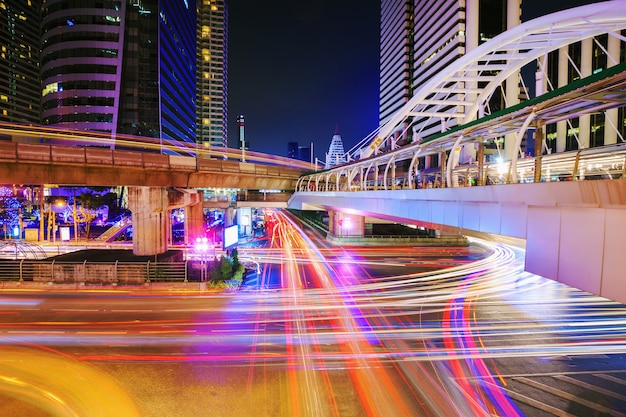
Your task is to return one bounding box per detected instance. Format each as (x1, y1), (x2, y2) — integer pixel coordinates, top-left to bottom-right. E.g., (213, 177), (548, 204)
(380, 0), (520, 148)
(287, 141), (312, 163)
(0, 0), (42, 125)
(159, 0), (198, 149)
(325, 128), (347, 169)
(40, 0), (197, 149)
(196, 0), (228, 148)
(287, 142), (299, 159)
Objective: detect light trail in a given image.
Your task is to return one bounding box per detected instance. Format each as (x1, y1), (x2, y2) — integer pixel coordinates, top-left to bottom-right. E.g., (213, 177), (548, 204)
(2, 214), (626, 415)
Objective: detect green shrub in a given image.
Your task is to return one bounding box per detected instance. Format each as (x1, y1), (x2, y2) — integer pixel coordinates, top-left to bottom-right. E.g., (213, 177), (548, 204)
(220, 256), (233, 280)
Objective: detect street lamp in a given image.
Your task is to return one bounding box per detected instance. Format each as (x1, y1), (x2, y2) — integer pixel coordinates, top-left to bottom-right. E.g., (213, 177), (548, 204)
(48, 199), (66, 243)
(195, 236), (211, 290)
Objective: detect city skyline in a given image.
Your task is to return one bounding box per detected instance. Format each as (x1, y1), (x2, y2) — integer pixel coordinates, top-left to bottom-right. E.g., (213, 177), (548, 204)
(227, 0), (604, 159)
(227, 0), (380, 159)
(0, 0), (609, 159)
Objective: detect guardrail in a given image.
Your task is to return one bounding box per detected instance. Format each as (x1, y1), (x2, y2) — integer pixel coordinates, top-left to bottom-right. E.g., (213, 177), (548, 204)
(0, 259), (193, 285)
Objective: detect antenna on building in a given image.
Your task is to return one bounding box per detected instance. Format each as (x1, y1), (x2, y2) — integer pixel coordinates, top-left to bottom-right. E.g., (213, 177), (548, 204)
(237, 115), (246, 162)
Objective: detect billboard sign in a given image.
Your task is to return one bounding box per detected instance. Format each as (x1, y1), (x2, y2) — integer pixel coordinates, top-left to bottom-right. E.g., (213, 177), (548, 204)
(223, 224), (238, 249)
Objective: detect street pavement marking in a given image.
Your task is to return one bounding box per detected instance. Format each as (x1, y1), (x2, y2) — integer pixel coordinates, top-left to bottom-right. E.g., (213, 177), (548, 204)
(480, 379), (578, 417)
(514, 377), (626, 417)
(595, 373), (626, 386)
(553, 374), (626, 402)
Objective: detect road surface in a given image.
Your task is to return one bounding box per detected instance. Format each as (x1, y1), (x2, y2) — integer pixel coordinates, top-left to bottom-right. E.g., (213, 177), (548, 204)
(0, 210), (625, 416)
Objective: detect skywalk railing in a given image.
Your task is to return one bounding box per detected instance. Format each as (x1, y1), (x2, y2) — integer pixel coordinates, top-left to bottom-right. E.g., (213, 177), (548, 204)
(296, 143), (626, 192)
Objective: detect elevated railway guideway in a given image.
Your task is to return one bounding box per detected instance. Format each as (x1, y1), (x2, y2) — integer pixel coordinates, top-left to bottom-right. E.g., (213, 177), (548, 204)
(0, 127), (311, 190)
(0, 124), (313, 257)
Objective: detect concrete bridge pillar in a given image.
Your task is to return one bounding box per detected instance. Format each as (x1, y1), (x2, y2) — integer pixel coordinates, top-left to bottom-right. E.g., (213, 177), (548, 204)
(329, 211), (364, 237)
(225, 206), (235, 227)
(184, 190), (204, 244)
(127, 186), (169, 256)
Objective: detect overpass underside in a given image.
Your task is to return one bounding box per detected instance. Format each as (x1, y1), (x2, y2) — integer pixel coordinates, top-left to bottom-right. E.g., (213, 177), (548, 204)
(289, 179), (626, 305)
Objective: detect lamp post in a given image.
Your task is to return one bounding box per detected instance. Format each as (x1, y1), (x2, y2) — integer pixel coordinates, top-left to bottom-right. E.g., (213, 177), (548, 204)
(47, 199), (66, 243)
(195, 237), (210, 290)
(47, 202), (54, 243)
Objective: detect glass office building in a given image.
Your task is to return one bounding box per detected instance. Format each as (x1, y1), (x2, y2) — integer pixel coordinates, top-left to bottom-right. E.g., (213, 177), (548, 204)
(40, 0), (196, 149)
(0, 0), (42, 125)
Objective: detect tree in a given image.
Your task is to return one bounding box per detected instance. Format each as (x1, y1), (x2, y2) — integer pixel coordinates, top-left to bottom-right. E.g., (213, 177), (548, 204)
(231, 248), (240, 272)
(0, 187), (23, 238)
(75, 190), (116, 239)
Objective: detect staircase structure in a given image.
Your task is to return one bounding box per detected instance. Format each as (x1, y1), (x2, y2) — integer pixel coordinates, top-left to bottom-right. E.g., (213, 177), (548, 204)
(95, 216), (132, 242)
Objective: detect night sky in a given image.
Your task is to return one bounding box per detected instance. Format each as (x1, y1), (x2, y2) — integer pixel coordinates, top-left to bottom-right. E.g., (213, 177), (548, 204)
(227, 0), (603, 159)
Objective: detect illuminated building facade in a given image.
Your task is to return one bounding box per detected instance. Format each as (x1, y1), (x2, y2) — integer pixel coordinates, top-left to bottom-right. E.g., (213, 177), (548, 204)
(380, 1), (626, 160)
(542, 32), (626, 153)
(379, 0), (521, 141)
(196, 0), (228, 148)
(325, 130), (347, 169)
(0, 0), (41, 125)
(159, 0), (197, 148)
(288, 141), (311, 163)
(40, 0), (196, 148)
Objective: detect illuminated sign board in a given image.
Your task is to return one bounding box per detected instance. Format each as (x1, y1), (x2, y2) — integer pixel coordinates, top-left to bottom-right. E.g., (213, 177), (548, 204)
(223, 225), (238, 249)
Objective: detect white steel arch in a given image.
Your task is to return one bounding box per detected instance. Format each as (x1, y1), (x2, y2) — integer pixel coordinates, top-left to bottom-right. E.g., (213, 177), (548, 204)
(351, 1), (626, 160)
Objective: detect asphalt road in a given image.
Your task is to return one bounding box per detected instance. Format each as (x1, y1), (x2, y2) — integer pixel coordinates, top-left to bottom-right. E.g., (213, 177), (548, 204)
(0, 211), (625, 416)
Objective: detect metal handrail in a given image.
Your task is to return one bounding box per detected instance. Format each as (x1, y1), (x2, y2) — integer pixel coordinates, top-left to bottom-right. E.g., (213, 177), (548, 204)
(298, 143), (626, 192)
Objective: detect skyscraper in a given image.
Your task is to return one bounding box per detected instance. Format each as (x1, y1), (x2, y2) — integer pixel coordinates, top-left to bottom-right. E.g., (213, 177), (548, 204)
(325, 130), (347, 169)
(196, 0), (228, 148)
(287, 141), (299, 159)
(287, 141), (312, 163)
(40, 0), (197, 149)
(159, 0), (198, 149)
(0, 0), (42, 125)
(379, 0), (520, 146)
